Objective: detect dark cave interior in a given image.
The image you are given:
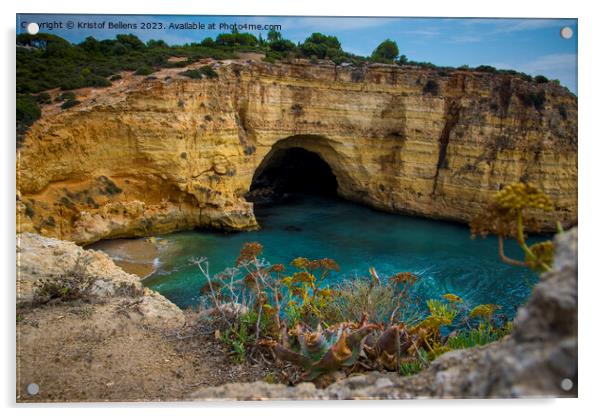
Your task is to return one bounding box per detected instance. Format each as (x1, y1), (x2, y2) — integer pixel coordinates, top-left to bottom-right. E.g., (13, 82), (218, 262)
(247, 147), (338, 205)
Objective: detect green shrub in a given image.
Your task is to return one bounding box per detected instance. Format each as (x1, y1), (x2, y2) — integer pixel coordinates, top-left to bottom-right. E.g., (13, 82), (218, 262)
(200, 37), (215, 47)
(300, 32), (343, 59)
(16, 94), (41, 143)
(475, 65), (498, 73)
(318, 276), (421, 326)
(399, 353), (428, 376)
(534, 75), (549, 84)
(109, 74), (122, 81)
(61, 99), (80, 110)
(134, 66), (154, 76)
(180, 65), (218, 80)
(269, 39), (296, 53)
(35, 92), (51, 104)
(371, 39), (399, 63)
(446, 322), (512, 350)
(55, 91), (76, 102)
(33, 254), (94, 303)
(23, 203), (35, 218)
(164, 60), (188, 68)
(215, 32), (258, 47)
(220, 310), (267, 363)
(180, 69), (203, 79)
(85, 74), (111, 87)
(262, 53), (278, 64)
(408, 61), (438, 69)
(200, 65), (218, 79)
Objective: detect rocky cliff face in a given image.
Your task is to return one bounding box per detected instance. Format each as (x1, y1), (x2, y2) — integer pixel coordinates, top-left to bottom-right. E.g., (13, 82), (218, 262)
(17, 232), (185, 328)
(17, 60), (577, 243)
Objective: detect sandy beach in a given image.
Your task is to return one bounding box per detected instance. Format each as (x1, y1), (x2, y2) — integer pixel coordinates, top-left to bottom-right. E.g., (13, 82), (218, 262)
(88, 237), (160, 278)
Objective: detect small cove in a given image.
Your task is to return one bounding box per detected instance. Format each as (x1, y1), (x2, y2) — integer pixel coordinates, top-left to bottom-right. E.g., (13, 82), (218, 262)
(119, 194), (544, 319)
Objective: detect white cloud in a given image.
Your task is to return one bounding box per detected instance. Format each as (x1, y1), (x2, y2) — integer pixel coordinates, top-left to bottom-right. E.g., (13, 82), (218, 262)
(400, 29), (441, 38)
(520, 53), (577, 73)
(446, 34), (482, 43)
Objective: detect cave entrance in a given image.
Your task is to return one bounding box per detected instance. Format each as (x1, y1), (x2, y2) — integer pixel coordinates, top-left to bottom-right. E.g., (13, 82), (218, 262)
(247, 147), (338, 205)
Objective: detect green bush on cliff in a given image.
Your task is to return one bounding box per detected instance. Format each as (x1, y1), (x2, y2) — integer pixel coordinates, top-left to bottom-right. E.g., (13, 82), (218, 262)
(269, 39), (296, 53)
(55, 91), (76, 102)
(35, 92), (51, 104)
(215, 31), (259, 47)
(199, 65), (218, 79)
(371, 39), (399, 63)
(299, 32), (344, 60)
(16, 31), (564, 143)
(180, 65), (218, 80)
(16, 94), (41, 145)
(134, 65), (154, 76)
(60, 99), (81, 110)
(16, 31), (557, 98)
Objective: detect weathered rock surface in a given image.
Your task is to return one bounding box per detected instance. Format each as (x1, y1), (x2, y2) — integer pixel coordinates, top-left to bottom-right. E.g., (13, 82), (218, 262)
(17, 232), (184, 330)
(190, 228), (578, 400)
(17, 60), (577, 243)
(17, 233), (274, 402)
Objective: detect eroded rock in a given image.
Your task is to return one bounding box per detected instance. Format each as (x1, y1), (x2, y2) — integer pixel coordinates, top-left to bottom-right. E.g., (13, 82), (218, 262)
(17, 60), (577, 244)
(17, 232), (184, 330)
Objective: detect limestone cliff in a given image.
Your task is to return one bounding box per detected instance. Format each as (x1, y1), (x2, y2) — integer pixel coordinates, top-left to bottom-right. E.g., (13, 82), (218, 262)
(17, 59), (577, 243)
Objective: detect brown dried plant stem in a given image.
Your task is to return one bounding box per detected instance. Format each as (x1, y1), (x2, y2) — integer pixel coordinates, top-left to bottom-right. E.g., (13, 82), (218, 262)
(497, 235), (528, 268)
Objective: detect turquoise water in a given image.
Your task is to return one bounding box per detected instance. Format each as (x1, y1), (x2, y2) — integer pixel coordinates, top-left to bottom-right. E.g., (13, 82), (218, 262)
(143, 195), (542, 319)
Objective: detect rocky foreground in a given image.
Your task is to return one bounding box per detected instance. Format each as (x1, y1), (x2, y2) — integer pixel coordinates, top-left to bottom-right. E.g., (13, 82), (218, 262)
(16, 233), (267, 402)
(190, 228), (578, 400)
(16, 228), (577, 401)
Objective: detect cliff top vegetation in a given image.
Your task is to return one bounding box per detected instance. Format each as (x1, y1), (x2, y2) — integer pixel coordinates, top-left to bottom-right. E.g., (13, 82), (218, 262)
(16, 30), (561, 144)
(17, 30), (553, 94)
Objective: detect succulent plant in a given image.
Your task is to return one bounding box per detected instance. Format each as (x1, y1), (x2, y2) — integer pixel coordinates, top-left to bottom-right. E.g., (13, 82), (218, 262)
(262, 317), (379, 380)
(364, 325), (411, 370)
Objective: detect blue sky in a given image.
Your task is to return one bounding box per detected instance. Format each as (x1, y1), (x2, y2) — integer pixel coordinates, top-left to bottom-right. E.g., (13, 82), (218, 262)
(17, 14), (577, 93)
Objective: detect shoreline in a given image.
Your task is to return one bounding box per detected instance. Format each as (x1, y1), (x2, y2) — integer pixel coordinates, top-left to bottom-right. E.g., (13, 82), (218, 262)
(88, 237), (161, 279)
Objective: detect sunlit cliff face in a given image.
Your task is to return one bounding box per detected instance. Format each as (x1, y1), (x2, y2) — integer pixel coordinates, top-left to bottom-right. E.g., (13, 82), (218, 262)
(17, 60), (577, 244)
